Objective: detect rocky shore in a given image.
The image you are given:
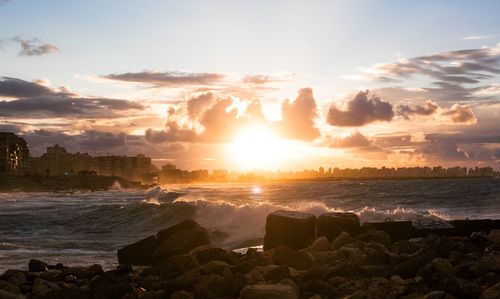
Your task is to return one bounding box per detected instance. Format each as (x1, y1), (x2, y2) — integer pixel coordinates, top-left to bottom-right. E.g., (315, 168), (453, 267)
(1, 211), (500, 299)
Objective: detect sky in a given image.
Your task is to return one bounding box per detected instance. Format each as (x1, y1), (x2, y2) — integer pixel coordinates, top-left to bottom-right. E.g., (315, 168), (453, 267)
(1, 0), (499, 171)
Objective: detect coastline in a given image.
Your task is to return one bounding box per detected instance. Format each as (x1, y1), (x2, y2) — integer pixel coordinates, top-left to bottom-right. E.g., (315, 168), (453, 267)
(0, 176), (146, 193)
(1, 215), (499, 298)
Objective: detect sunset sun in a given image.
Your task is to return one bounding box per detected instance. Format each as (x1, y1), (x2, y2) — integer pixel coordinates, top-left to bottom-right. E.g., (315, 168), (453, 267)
(228, 125), (285, 170)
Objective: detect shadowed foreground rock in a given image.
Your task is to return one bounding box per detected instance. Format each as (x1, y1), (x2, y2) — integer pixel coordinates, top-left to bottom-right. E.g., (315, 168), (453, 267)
(264, 210), (316, 251)
(1, 214), (500, 298)
(117, 220), (210, 265)
(317, 212), (360, 241)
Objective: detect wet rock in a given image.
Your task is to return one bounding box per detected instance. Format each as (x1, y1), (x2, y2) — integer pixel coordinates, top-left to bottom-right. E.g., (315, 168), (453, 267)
(64, 264), (103, 279)
(272, 246), (314, 270)
(28, 259), (48, 272)
(200, 260), (229, 275)
(190, 245), (234, 265)
(263, 265), (290, 282)
(117, 235), (160, 266)
(264, 210), (316, 251)
(89, 272), (134, 299)
(330, 231), (354, 249)
(240, 284), (298, 299)
(317, 212), (360, 241)
(153, 221), (210, 262)
(482, 281), (500, 299)
(38, 269), (62, 282)
(162, 268), (201, 297)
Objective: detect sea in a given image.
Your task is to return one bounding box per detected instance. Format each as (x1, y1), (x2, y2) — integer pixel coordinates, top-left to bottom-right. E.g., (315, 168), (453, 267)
(0, 178), (499, 271)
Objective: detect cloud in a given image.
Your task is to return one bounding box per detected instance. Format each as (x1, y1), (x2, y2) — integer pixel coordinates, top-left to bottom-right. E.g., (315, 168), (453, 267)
(23, 130), (186, 158)
(12, 36), (59, 56)
(463, 35), (493, 40)
(440, 104), (477, 124)
(0, 77), (57, 98)
(187, 92), (214, 120)
(277, 88), (320, 141)
(0, 77), (145, 118)
(327, 131), (371, 148)
(103, 71), (224, 87)
(397, 100), (439, 119)
(327, 90), (394, 127)
(242, 74), (279, 85)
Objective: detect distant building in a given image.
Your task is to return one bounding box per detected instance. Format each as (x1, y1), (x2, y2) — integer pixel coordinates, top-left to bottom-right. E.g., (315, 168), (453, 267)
(0, 132), (30, 176)
(29, 145), (157, 183)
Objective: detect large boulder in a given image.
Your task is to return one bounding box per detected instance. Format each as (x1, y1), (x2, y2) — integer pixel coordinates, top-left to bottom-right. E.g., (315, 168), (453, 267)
(264, 210), (316, 251)
(154, 220), (210, 262)
(117, 235), (160, 266)
(117, 219), (210, 265)
(317, 212), (360, 241)
(240, 284), (298, 299)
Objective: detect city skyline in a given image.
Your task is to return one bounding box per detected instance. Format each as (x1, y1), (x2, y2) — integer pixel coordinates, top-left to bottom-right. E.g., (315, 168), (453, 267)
(1, 1), (500, 170)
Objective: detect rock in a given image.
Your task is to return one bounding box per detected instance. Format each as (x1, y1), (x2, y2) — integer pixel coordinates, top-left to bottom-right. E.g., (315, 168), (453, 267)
(365, 249), (392, 265)
(162, 268), (202, 297)
(391, 249), (437, 279)
(264, 210), (316, 251)
(240, 284), (298, 299)
(153, 221), (210, 262)
(487, 229), (500, 243)
(200, 260), (229, 275)
(0, 281), (20, 295)
(117, 235), (160, 266)
(28, 259), (48, 272)
(1, 270), (27, 286)
(0, 289), (22, 299)
(159, 254), (197, 280)
(337, 247), (367, 265)
(423, 291), (446, 299)
(31, 278), (60, 299)
(431, 258), (454, 275)
(357, 230), (392, 246)
(38, 269), (62, 281)
(279, 279), (300, 297)
(317, 212), (360, 241)
(190, 245), (234, 265)
(171, 290), (194, 299)
(192, 274), (226, 299)
(300, 279), (337, 298)
(264, 265), (290, 282)
(301, 236), (330, 252)
(395, 240), (420, 255)
(482, 281), (500, 299)
(362, 221), (414, 241)
(272, 246), (314, 270)
(472, 254), (500, 276)
(330, 231), (354, 249)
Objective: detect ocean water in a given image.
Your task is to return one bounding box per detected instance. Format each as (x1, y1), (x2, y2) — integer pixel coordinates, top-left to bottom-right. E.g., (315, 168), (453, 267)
(0, 178), (499, 271)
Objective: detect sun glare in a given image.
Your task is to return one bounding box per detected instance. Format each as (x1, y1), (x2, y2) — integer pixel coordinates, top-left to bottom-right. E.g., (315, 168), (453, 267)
(228, 125), (286, 170)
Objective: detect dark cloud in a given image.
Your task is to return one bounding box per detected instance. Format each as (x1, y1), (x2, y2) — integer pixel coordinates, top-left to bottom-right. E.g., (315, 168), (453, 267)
(440, 104), (477, 124)
(327, 90), (394, 127)
(0, 96), (145, 119)
(0, 77), (57, 98)
(103, 71), (224, 87)
(23, 130), (186, 158)
(277, 88), (320, 141)
(397, 100), (439, 119)
(0, 76), (145, 119)
(0, 123), (24, 133)
(12, 36), (59, 56)
(415, 138), (468, 161)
